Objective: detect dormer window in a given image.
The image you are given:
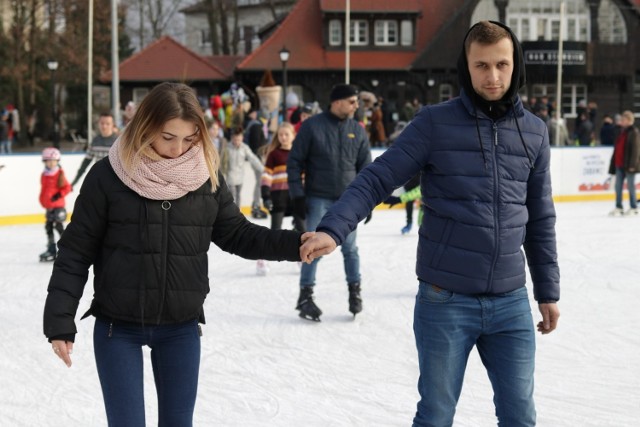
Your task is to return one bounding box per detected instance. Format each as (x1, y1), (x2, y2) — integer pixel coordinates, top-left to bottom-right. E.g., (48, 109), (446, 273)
(375, 20), (398, 45)
(350, 20), (369, 45)
(329, 19), (342, 46)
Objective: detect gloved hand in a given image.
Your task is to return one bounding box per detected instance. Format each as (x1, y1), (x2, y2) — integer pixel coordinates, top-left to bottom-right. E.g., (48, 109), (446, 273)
(264, 199), (274, 212)
(293, 197), (306, 220)
(50, 192), (62, 202)
(384, 196), (401, 208)
(364, 213), (372, 224)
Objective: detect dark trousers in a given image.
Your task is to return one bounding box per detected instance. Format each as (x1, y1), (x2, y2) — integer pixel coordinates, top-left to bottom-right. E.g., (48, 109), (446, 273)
(93, 318), (201, 427)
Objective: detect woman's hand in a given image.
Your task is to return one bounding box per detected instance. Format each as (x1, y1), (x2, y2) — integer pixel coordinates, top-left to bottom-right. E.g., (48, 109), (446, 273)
(51, 340), (74, 367)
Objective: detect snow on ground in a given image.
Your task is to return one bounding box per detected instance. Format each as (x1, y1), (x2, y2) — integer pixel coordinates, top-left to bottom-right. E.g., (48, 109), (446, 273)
(0, 201), (639, 426)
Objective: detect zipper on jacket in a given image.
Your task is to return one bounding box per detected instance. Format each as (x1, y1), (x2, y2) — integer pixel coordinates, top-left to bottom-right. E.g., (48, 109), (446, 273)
(108, 321), (113, 337)
(487, 122), (501, 293)
(157, 200), (171, 324)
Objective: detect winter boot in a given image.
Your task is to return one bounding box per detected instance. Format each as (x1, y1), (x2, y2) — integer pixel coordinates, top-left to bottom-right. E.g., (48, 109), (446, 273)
(296, 286), (322, 322)
(39, 242), (57, 262)
(251, 206), (268, 219)
(401, 222), (413, 235)
(348, 282), (362, 316)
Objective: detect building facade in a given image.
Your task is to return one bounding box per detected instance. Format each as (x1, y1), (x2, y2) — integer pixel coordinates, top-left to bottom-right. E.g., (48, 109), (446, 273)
(235, 0), (640, 130)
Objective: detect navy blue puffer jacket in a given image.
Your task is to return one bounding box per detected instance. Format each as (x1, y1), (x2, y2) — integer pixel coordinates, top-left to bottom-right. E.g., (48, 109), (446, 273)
(316, 89), (560, 301)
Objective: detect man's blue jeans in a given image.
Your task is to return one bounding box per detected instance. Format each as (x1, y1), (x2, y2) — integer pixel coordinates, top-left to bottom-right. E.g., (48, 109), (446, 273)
(412, 283), (536, 427)
(615, 167), (637, 209)
(300, 196), (360, 286)
(93, 318), (201, 427)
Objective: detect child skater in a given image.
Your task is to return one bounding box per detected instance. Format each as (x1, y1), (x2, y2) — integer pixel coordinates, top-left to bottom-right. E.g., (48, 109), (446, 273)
(39, 147), (72, 261)
(223, 126), (264, 207)
(256, 122), (305, 275)
(43, 82), (312, 426)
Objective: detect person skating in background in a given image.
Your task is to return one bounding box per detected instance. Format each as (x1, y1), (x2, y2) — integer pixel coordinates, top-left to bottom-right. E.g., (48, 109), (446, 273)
(39, 147), (72, 261)
(244, 107), (270, 219)
(608, 110), (640, 216)
(256, 122), (305, 275)
(384, 178), (424, 232)
(299, 21), (560, 426)
(287, 83), (372, 321)
(0, 110), (10, 154)
(43, 82), (311, 426)
(223, 126), (264, 208)
(71, 112), (118, 187)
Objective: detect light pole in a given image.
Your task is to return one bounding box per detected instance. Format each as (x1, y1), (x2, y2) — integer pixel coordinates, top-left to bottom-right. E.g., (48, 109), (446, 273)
(47, 59), (59, 149)
(279, 46), (290, 122)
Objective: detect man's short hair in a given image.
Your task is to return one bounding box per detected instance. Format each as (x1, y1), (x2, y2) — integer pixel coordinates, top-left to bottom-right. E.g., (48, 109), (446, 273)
(99, 112), (114, 120)
(464, 21), (511, 53)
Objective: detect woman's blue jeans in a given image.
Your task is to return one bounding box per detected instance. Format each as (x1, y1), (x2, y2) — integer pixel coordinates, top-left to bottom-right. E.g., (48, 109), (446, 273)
(299, 196), (361, 286)
(615, 167), (637, 209)
(412, 283), (536, 427)
(93, 318), (201, 427)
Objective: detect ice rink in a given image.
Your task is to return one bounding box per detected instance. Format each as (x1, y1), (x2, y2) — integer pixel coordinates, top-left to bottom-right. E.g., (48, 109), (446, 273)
(1, 201), (639, 426)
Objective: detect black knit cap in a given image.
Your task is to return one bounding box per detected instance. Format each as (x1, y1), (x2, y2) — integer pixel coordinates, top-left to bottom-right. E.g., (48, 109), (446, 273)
(330, 83), (359, 102)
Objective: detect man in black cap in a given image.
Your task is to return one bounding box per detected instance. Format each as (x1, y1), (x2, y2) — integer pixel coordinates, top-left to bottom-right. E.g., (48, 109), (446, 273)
(287, 83), (372, 321)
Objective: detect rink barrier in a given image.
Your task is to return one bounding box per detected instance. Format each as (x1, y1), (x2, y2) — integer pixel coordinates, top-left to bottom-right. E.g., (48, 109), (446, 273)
(0, 147), (622, 226)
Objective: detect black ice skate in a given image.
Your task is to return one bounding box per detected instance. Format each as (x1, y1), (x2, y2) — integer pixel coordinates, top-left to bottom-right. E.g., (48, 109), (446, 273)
(39, 243), (57, 262)
(348, 282), (362, 317)
(296, 286), (322, 322)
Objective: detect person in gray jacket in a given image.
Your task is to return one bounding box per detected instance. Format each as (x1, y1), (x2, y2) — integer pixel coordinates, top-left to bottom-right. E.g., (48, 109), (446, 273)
(300, 21), (560, 426)
(223, 126), (264, 207)
(287, 83), (372, 321)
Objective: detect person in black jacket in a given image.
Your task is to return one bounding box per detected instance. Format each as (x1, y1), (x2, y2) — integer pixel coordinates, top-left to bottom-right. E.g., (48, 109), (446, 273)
(43, 82), (311, 426)
(70, 112), (118, 187)
(287, 83), (372, 321)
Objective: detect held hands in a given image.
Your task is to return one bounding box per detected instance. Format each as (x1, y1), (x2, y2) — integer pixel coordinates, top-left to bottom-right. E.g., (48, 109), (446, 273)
(537, 303), (560, 335)
(51, 339), (74, 367)
(263, 199), (274, 212)
(299, 231), (337, 263)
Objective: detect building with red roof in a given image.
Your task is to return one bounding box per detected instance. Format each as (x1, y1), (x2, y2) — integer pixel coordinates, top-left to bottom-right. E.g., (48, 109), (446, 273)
(235, 0), (640, 127)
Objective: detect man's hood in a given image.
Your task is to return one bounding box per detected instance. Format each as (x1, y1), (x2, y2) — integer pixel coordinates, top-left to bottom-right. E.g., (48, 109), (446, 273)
(457, 21), (526, 114)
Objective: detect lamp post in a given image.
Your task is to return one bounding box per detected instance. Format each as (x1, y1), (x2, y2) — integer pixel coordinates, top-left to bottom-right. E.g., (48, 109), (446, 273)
(47, 59), (59, 149)
(279, 46), (290, 122)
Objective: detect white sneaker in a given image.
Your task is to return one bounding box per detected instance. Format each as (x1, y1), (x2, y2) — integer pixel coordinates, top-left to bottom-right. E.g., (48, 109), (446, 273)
(256, 259), (269, 276)
(609, 208), (624, 217)
(625, 208), (639, 216)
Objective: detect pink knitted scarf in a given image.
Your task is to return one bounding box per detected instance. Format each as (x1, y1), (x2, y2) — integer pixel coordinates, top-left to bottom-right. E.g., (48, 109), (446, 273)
(108, 137), (210, 200)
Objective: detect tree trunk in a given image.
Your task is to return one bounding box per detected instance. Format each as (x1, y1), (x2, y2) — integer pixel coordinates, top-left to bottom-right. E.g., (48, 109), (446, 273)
(205, 0), (220, 55)
(219, 0), (230, 55)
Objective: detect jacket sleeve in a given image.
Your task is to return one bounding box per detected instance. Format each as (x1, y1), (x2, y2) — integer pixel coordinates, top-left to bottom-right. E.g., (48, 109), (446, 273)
(245, 146), (264, 173)
(316, 116), (430, 245)
(523, 131), (560, 302)
(43, 164), (109, 341)
(211, 175), (301, 261)
(287, 121), (311, 199)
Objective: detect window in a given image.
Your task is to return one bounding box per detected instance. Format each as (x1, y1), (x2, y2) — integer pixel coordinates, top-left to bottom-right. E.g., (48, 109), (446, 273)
(533, 84), (586, 118)
(349, 20), (368, 45)
(400, 20), (413, 46)
(489, 0), (590, 42)
(374, 20), (398, 46)
(133, 88), (149, 105)
(200, 29), (211, 46)
(598, 0), (627, 44)
(329, 19), (342, 46)
(439, 84), (453, 103)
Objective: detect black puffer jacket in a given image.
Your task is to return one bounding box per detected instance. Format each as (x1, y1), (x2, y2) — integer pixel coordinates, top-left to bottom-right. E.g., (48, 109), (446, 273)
(287, 110), (371, 200)
(43, 158), (301, 341)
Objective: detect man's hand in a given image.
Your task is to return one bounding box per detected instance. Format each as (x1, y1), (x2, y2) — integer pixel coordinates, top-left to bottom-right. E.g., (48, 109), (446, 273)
(300, 231), (337, 263)
(384, 196), (402, 208)
(537, 303), (560, 334)
(50, 192), (62, 202)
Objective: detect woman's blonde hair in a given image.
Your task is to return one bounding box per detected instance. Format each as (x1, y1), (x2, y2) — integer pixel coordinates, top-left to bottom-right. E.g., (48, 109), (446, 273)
(119, 82), (220, 190)
(264, 122), (296, 158)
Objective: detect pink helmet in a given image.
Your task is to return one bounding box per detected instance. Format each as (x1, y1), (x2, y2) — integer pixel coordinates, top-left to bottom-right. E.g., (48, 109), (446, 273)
(42, 147), (61, 161)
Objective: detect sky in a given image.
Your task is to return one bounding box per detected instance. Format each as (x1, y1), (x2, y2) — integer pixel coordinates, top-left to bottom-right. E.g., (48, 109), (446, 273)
(0, 201), (639, 426)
